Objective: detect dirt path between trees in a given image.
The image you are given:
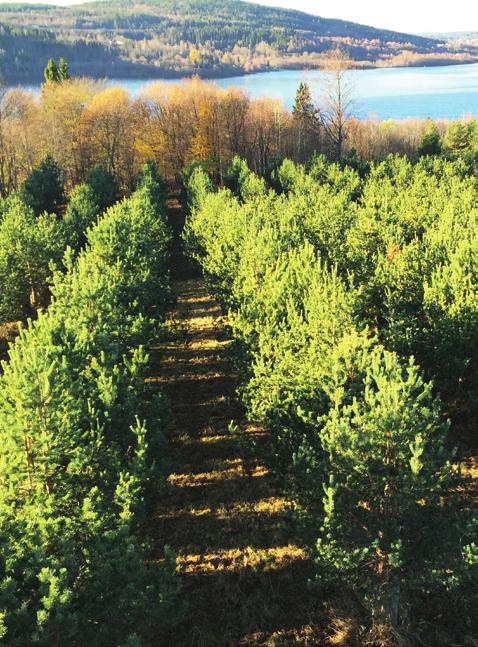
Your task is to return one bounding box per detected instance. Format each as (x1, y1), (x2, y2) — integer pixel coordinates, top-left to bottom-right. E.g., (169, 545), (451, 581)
(148, 198), (322, 646)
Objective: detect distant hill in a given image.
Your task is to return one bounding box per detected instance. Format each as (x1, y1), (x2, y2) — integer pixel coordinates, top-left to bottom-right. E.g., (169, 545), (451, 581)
(420, 31), (478, 49)
(1, 0), (478, 84)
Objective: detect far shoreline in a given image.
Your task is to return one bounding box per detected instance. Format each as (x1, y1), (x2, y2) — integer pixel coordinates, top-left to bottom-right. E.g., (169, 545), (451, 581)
(4, 57), (478, 88)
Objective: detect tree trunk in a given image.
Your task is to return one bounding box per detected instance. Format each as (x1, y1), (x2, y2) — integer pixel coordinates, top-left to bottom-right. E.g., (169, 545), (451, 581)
(378, 577), (400, 628)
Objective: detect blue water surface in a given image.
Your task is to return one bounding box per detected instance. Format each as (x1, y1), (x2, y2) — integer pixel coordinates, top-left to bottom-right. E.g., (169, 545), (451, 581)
(18, 63), (478, 121)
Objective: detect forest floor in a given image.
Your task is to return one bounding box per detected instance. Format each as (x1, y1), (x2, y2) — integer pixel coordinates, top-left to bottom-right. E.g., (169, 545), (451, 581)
(147, 197), (329, 646)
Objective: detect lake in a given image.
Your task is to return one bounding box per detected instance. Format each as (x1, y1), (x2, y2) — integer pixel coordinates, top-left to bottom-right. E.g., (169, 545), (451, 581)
(19, 63), (478, 121)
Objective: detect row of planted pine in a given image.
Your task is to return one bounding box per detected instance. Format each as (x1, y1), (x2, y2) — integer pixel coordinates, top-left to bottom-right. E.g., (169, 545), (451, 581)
(0, 164), (181, 645)
(183, 154), (477, 633)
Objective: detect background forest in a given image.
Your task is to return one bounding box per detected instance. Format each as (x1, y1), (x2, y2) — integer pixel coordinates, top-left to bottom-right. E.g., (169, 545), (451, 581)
(1, 74), (478, 197)
(1, 0), (478, 83)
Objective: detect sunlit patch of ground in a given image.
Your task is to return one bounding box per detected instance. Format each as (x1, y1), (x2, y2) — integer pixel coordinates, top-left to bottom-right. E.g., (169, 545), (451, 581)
(177, 544), (307, 574)
(463, 456), (478, 480)
(168, 462), (268, 488)
(459, 456), (478, 505)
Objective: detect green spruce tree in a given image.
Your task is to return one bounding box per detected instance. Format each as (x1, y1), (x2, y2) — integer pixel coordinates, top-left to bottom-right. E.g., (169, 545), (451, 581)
(85, 164), (117, 212)
(20, 154), (64, 216)
(57, 57), (70, 81)
(43, 58), (59, 84)
(292, 81), (319, 162)
(417, 119), (442, 156)
(444, 121), (471, 153)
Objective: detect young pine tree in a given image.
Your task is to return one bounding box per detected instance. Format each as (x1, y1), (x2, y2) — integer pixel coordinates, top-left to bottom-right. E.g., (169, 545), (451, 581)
(135, 160), (168, 212)
(304, 340), (472, 627)
(85, 164), (117, 212)
(63, 183), (100, 252)
(0, 196), (66, 321)
(223, 155), (252, 198)
(184, 164), (214, 213)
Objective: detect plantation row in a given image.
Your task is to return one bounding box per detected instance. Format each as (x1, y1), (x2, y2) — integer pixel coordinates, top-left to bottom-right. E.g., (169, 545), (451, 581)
(0, 165), (180, 645)
(183, 155), (478, 628)
(0, 160), (119, 326)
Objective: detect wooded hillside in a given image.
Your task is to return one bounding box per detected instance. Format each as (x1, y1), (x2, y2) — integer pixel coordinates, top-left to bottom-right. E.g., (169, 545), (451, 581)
(1, 0), (478, 83)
